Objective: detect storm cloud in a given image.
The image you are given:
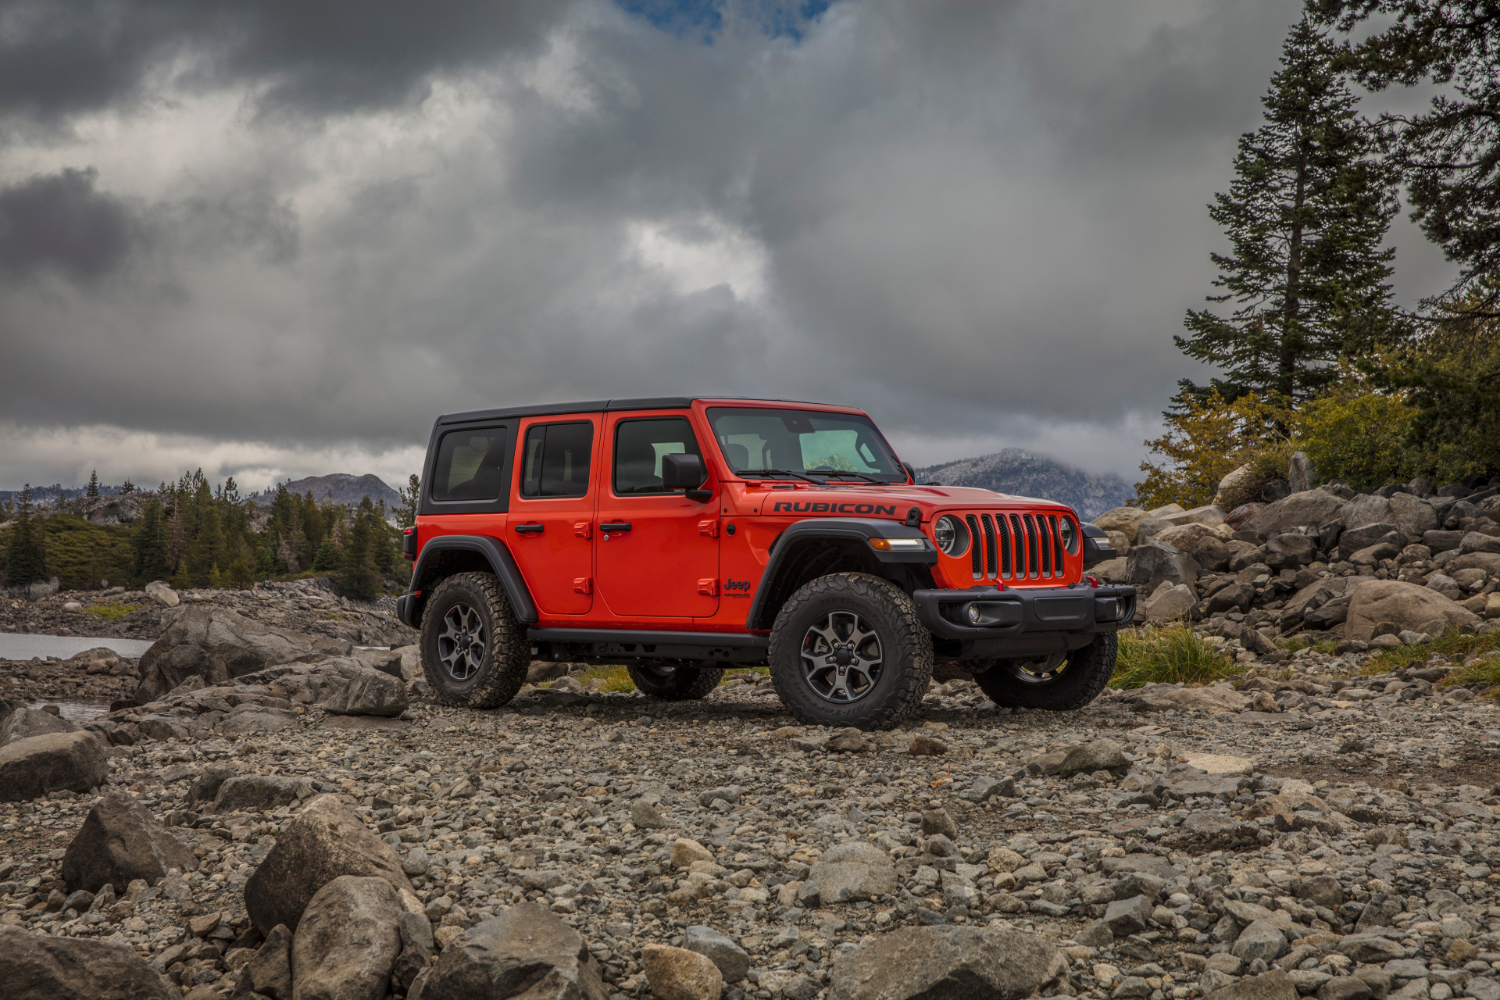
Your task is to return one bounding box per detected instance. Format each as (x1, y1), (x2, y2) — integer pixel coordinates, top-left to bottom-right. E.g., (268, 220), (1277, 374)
(0, 0), (1454, 491)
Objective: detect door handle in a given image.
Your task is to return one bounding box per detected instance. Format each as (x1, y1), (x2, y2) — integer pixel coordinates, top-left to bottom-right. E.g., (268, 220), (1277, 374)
(599, 522), (632, 533)
(514, 523), (544, 535)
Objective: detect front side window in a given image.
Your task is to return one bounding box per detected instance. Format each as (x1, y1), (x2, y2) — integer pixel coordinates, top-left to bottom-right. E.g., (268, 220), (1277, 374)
(614, 417), (704, 495)
(706, 407), (906, 482)
(431, 427), (507, 502)
(520, 421), (594, 498)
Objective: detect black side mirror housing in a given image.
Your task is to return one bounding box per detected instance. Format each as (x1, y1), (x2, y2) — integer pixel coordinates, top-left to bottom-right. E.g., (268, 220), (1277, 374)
(661, 453), (709, 500)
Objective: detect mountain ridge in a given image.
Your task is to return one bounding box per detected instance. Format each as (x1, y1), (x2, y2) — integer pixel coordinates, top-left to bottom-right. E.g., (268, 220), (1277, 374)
(249, 473), (402, 509)
(914, 448), (1132, 520)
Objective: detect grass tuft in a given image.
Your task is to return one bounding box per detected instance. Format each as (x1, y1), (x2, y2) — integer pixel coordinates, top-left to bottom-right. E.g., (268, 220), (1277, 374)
(84, 602), (142, 620)
(1280, 634), (1340, 655)
(1363, 631), (1500, 674)
(1110, 622), (1242, 690)
(1442, 653), (1500, 694)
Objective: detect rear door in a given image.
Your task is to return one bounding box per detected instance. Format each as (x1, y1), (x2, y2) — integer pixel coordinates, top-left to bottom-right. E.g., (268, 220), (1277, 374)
(507, 416), (599, 616)
(594, 412), (720, 620)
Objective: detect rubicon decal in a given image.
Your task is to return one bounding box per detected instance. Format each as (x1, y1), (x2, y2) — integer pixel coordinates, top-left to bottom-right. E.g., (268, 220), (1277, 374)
(771, 502), (898, 515)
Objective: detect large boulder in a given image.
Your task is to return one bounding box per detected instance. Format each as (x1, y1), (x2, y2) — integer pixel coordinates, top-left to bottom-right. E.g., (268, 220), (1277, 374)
(1125, 542), (1201, 597)
(320, 667), (409, 717)
(1340, 494), (1394, 531)
(828, 925), (1065, 1000)
(1205, 971), (1299, 1000)
(291, 875), (404, 1000)
(1093, 507), (1153, 544)
(61, 791), (198, 893)
(801, 840), (899, 906)
(641, 944), (724, 1000)
(420, 902), (609, 1000)
(1058, 739), (1127, 777)
(1343, 580), (1480, 641)
(1242, 490), (1347, 538)
(135, 606), (352, 704)
(0, 707), (78, 747)
(235, 923), (294, 1000)
(213, 775), (312, 813)
(1389, 494), (1438, 538)
(244, 793), (414, 935)
(0, 731), (110, 802)
(0, 925), (178, 999)
(1115, 684), (1250, 714)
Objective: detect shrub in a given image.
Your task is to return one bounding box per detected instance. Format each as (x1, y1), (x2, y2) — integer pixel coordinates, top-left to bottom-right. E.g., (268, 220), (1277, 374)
(1134, 390), (1288, 509)
(1111, 623), (1242, 689)
(1289, 386), (1418, 491)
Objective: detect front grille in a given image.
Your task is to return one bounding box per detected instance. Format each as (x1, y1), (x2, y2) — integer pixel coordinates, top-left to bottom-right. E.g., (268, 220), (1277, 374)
(956, 510), (1069, 583)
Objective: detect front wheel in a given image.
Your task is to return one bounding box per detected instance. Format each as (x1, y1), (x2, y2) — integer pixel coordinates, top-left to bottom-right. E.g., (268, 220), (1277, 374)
(626, 662), (725, 700)
(768, 572), (932, 730)
(971, 632), (1117, 711)
(420, 572), (530, 708)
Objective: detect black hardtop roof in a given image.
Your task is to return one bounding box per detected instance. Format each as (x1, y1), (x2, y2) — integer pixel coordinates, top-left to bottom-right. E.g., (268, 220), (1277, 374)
(436, 397), (846, 426)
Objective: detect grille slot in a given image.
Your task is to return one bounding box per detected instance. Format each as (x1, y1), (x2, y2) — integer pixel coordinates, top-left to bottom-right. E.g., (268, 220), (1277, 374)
(965, 514), (982, 579)
(1009, 514), (1025, 578)
(999, 513), (1013, 578)
(979, 514), (998, 579)
(1040, 515), (1052, 576)
(1023, 514), (1039, 578)
(1049, 515), (1064, 576)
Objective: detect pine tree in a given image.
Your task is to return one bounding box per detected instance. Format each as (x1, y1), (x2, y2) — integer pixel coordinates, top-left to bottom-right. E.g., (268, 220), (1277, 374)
(5, 485), (49, 588)
(1177, 18), (1401, 404)
(134, 498), (171, 583)
(85, 470), (99, 499)
(120, 479), (135, 495)
(397, 474), (420, 529)
(339, 498), (380, 601)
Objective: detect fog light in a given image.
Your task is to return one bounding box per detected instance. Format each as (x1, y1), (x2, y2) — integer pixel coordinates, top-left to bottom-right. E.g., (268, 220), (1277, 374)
(966, 603), (983, 625)
(1116, 600), (1127, 621)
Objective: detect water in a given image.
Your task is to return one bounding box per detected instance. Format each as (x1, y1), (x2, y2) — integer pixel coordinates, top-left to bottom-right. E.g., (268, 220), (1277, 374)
(25, 700), (111, 723)
(0, 633), (154, 661)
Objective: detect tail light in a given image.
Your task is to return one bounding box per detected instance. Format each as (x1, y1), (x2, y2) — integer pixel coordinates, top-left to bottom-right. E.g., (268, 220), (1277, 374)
(402, 527), (417, 561)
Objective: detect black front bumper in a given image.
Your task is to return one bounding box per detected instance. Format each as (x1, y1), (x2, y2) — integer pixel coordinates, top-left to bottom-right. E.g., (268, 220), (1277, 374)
(912, 584), (1136, 657)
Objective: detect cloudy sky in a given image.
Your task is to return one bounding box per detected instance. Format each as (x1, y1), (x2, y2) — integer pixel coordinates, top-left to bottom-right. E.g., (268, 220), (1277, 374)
(0, 0), (1453, 493)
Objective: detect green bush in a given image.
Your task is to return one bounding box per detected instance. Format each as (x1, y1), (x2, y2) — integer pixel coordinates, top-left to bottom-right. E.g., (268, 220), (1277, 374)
(1289, 387), (1418, 491)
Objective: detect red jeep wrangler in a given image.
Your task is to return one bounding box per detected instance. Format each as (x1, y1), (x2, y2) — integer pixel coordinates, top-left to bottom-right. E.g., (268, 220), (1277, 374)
(397, 398), (1133, 729)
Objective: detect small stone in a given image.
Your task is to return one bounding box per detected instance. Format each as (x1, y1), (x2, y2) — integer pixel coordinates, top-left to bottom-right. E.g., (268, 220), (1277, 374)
(631, 798), (667, 829)
(683, 925), (750, 983)
(1232, 920), (1288, 962)
(671, 838), (715, 869)
(920, 808), (958, 839)
(402, 848), (429, 877)
(1104, 895), (1153, 935)
(908, 735), (948, 756)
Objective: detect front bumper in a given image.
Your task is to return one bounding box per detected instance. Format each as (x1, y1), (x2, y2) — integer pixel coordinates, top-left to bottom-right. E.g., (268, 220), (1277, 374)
(912, 584), (1136, 642)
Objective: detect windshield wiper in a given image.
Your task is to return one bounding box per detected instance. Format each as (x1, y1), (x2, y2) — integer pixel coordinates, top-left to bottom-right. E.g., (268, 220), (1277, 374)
(808, 469), (890, 484)
(737, 468), (829, 486)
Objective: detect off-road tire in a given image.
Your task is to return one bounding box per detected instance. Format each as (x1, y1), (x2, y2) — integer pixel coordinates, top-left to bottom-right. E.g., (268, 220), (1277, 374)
(971, 632), (1117, 711)
(420, 572), (530, 708)
(625, 663), (725, 700)
(768, 572), (932, 730)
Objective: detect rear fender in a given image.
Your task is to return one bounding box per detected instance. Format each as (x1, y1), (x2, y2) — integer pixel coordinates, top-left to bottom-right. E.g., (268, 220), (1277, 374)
(400, 534), (538, 628)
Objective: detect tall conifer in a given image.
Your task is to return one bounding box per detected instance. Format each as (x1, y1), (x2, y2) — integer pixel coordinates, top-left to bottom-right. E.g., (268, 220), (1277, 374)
(5, 485), (48, 587)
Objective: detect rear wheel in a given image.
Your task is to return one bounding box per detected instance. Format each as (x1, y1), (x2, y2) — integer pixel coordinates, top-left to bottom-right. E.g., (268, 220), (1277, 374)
(420, 572), (529, 708)
(626, 662), (725, 700)
(971, 632), (1117, 711)
(768, 572), (931, 730)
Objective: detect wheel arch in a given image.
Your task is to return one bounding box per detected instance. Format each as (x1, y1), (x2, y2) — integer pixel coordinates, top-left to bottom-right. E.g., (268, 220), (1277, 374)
(402, 535), (538, 628)
(745, 518), (936, 631)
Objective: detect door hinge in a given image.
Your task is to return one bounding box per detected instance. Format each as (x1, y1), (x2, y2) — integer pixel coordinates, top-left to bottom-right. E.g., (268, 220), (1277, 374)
(697, 578), (719, 597)
(574, 577), (593, 595)
(574, 522), (592, 539)
(698, 519), (719, 538)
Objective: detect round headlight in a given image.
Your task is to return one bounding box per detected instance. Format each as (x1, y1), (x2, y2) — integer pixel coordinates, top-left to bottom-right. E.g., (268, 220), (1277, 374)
(1059, 517), (1078, 554)
(933, 514), (970, 556)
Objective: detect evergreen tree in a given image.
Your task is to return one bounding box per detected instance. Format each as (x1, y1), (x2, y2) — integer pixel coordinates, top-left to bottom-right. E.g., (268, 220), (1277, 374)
(134, 498), (171, 583)
(1177, 18), (1401, 404)
(5, 485), (49, 587)
(339, 498), (380, 601)
(1311, 0), (1500, 319)
(120, 479), (135, 495)
(397, 474), (420, 529)
(184, 479), (225, 587)
(85, 470), (99, 499)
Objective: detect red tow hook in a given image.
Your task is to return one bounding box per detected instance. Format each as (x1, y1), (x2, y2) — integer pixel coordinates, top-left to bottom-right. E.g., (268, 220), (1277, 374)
(1086, 576), (1099, 588)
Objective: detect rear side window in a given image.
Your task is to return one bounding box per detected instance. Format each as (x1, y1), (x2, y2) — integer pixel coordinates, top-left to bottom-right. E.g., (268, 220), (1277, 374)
(614, 417), (703, 495)
(431, 428), (507, 502)
(520, 422), (594, 498)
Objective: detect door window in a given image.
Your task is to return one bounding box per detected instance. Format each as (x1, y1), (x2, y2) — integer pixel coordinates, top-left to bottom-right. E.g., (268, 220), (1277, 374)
(520, 422), (594, 498)
(431, 428), (507, 502)
(613, 417), (704, 495)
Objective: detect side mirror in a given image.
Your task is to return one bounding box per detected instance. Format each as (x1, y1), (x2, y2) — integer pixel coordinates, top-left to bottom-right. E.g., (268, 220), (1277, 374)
(661, 453), (707, 492)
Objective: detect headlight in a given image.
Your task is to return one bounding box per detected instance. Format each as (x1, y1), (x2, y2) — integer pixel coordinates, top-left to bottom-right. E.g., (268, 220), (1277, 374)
(933, 514), (970, 556)
(1059, 517), (1078, 554)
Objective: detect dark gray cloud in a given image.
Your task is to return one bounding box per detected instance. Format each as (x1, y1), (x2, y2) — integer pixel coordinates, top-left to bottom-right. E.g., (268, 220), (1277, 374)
(0, 0), (1456, 491)
(0, 0), (574, 120)
(0, 167), (138, 280)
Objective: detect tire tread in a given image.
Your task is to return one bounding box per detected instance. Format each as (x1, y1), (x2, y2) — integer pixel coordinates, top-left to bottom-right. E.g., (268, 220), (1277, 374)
(420, 572), (529, 709)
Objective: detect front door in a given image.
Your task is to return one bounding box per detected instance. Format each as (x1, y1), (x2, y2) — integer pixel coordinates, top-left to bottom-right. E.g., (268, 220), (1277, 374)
(595, 413), (720, 620)
(507, 417), (598, 616)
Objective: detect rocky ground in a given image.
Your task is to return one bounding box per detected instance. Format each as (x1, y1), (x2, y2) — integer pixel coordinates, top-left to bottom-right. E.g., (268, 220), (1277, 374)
(5, 611), (1500, 1000)
(0, 576), (416, 647)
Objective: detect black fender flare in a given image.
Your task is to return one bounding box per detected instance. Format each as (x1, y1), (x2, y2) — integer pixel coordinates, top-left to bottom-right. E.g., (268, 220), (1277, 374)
(401, 534), (538, 626)
(744, 518), (935, 630)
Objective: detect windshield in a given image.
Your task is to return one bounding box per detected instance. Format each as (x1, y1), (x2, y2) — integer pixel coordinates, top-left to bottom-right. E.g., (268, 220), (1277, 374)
(706, 407), (908, 483)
